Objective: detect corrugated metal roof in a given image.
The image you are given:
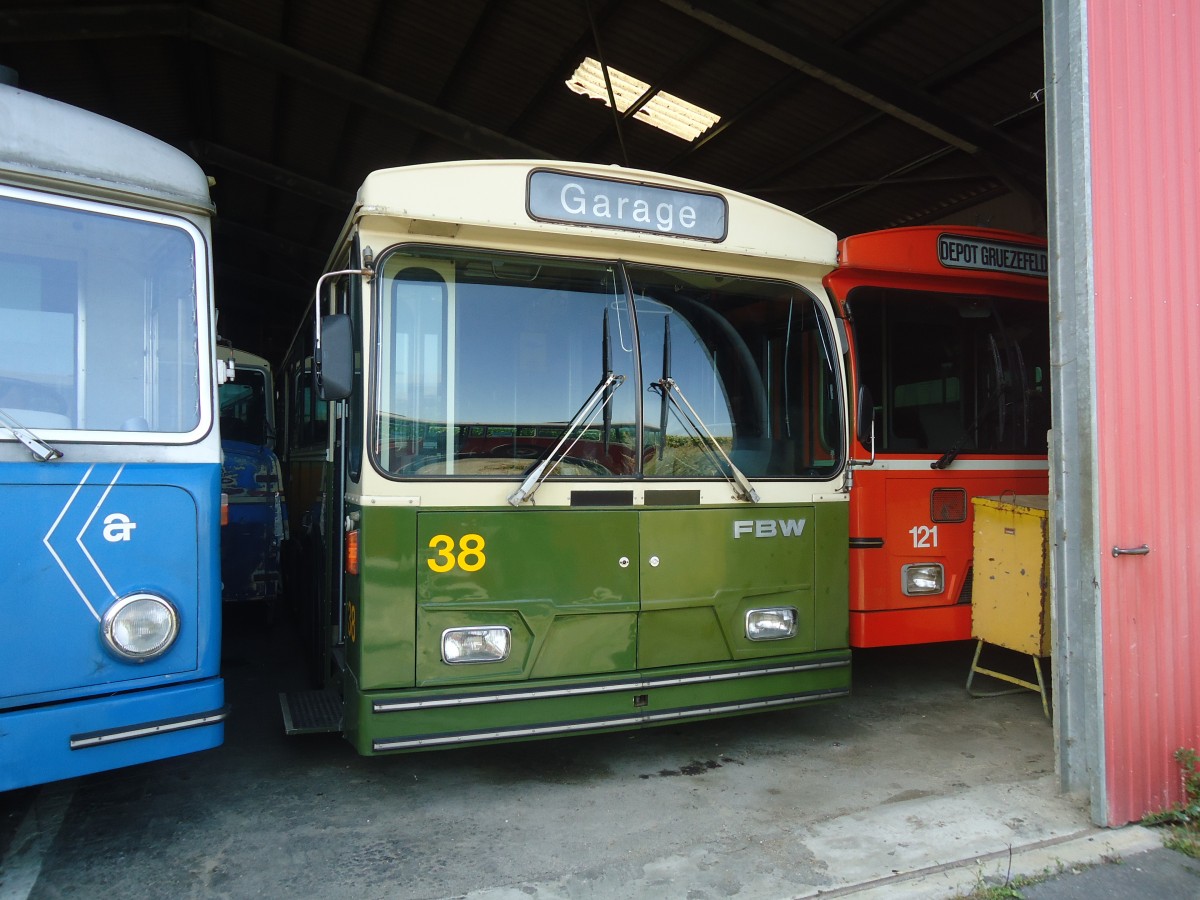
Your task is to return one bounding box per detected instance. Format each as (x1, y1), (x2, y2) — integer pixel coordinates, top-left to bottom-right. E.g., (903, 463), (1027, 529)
(0, 0), (1047, 360)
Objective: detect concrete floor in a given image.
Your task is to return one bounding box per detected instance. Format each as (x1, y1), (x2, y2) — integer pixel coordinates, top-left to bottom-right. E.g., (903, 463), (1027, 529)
(1, 611), (1096, 900)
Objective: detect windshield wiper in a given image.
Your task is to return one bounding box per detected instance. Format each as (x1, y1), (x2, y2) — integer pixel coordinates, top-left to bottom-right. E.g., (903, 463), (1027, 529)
(1011, 338), (1030, 447)
(0, 408), (64, 461)
(602, 307), (614, 452)
(932, 334), (1006, 470)
(507, 372), (626, 506)
(655, 315), (671, 460)
(651, 375), (760, 503)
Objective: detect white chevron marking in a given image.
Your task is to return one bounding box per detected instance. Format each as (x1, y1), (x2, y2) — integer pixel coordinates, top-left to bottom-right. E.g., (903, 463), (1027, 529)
(42, 465), (101, 622)
(77, 464), (124, 600)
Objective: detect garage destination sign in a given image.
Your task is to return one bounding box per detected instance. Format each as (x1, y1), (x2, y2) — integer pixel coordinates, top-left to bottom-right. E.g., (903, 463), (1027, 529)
(527, 169), (728, 241)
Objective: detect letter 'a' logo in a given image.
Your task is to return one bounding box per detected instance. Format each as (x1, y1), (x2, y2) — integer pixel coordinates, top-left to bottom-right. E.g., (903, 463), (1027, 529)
(102, 512), (138, 542)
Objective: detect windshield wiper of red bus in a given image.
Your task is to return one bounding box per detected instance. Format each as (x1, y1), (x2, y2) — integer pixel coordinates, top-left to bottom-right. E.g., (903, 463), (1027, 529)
(931, 333), (1010, 470)
(0, 407), (64, 461)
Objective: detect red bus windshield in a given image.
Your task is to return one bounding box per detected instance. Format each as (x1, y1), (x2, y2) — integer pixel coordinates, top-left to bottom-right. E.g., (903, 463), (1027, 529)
(847, 288), (1049, 456)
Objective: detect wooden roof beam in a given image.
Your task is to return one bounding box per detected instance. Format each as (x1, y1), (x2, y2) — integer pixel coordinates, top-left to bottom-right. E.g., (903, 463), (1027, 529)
(657, 0), (1044, 189)
(0, 4), (555, 160)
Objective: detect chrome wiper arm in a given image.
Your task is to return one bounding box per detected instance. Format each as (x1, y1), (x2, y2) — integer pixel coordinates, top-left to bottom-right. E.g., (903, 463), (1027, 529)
(654, 377), (759, 503)
(0, 408), (64, 462)
(507, 372), (626, 506)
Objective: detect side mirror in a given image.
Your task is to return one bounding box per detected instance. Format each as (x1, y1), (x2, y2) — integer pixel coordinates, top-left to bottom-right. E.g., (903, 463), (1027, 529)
(315, 314), (354, 401)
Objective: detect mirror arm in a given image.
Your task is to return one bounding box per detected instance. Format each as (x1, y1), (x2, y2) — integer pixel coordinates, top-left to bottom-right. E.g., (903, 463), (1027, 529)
(313, 262), (374, 357)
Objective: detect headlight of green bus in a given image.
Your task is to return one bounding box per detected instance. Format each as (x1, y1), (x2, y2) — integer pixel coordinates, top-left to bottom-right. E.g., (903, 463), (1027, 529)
(442, 626), (511, 664)
(745, 607), (797, 641)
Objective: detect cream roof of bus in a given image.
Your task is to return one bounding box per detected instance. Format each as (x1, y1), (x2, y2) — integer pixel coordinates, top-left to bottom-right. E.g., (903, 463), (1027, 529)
(217, 344), (272, 373)
(0, 84), (214, 214)
(346, 160), (836, 269)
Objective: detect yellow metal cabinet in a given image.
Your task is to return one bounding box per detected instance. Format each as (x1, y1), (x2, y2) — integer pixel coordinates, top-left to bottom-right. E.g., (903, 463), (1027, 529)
(971, 495), (1051, 654)
(967, 495), (1051, 716)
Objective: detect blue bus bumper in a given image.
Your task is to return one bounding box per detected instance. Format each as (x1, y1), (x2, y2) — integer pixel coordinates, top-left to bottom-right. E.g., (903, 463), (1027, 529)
(0, 677), (226, 792)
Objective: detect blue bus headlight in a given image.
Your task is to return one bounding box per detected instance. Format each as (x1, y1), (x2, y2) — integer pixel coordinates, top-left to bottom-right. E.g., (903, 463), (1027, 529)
(746, 607), (797, 641)
(442, 626), (511, 664)
(101, 593), (180, 661)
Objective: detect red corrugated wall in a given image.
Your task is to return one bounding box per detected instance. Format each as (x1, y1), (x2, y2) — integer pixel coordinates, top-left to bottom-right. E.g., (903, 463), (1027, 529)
(1088, 0), (1200, 824)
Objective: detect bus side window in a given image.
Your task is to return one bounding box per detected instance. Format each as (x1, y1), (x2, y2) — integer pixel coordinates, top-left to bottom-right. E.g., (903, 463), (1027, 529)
(378, 266), (448, 475)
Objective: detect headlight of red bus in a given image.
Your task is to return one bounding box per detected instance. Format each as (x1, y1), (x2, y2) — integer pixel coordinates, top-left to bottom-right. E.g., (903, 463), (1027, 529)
(901, 563), (945, 596)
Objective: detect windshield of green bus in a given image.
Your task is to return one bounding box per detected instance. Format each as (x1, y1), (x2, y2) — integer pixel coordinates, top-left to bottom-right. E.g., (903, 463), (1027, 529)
(848, 287), (1050, 454)
(0, 190), (204, 435)
(373, 246), (842, 480)
(218, 367), (269, 445)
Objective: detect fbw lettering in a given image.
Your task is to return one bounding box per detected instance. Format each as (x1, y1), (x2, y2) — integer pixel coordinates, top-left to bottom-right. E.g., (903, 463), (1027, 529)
(732, 519), (807, 538)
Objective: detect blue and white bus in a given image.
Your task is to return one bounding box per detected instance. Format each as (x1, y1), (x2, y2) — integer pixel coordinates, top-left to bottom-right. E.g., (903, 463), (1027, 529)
(0, 83), (228, 790)
(217, 343), (286, 608)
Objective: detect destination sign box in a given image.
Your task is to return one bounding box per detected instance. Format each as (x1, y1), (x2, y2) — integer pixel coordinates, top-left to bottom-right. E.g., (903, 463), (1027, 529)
(527, 169), (727, 241)
(937, 233), (1048, 278)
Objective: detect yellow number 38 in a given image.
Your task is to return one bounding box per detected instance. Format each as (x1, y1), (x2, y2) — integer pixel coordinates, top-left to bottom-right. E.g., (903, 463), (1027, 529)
(426, 533), (487, 572)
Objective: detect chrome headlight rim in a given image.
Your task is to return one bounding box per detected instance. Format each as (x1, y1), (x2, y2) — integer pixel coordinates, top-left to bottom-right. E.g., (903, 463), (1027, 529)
(901, 562), (945, 596)
(441, 625), (512, 665)
(745, 606), (799, 641)
(101, 592), (181, 662)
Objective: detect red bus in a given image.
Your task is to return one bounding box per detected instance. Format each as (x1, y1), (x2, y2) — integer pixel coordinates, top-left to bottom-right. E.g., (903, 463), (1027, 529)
(826, 226), (1050, 647)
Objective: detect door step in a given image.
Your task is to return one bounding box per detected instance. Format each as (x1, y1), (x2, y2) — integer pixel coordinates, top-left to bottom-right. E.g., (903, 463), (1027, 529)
(279, 689), (343, 735)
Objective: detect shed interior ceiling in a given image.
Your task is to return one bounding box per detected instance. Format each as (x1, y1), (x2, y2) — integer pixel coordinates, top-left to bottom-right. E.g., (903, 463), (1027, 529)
(0, 0), (1048, 359)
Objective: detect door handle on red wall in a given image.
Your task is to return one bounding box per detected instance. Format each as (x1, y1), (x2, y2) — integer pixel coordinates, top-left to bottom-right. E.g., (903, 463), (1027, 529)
(1112, 544), (1150, 557)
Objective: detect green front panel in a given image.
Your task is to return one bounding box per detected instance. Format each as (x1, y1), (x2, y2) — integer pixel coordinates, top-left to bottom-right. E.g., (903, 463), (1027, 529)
(415, 509), (640, 686)
(345, 499), (850, 754)
(355, 505), (418, 691)
(638, 504), (818, 668)
(810, 500), (851, 649)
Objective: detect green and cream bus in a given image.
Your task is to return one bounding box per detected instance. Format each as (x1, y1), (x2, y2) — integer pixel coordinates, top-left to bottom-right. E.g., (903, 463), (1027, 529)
(278, 160), (851, 754)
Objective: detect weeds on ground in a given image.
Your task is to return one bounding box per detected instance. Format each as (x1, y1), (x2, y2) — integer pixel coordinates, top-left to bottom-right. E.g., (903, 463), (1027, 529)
(1142, 747), (1200, 857)
(953, 856), (1086, 899)
(957, 873), (1037, 899)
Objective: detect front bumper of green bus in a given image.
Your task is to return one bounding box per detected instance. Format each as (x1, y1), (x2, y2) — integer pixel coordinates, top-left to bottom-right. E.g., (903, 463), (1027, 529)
(344, 651), (850, 754)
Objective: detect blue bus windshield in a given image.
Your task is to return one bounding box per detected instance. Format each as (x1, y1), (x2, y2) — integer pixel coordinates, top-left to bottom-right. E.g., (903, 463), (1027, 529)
(0, 191), (203, 435)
